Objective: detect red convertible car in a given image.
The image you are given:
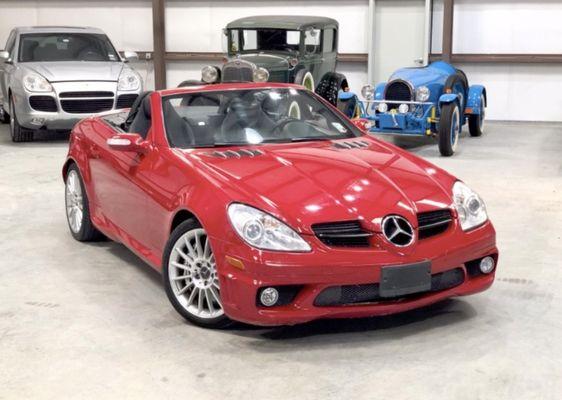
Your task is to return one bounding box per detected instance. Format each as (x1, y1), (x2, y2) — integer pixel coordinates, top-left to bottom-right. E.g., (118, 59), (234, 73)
(63, 83), (498, 328)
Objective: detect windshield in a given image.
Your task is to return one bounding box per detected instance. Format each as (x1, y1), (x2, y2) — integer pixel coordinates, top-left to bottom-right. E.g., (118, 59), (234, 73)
(162, 88), (361, 148)
(229, 29), (300, 54)
(18, 33), (120, 62)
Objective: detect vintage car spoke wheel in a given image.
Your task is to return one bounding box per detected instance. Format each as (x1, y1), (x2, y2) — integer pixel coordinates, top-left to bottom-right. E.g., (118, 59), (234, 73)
(468, 94), (485, 137)
(64, 164), (103, 241)
(9, 97), (34, 142)
(438, 102), (461, 157)
(163, 220), (231, 328)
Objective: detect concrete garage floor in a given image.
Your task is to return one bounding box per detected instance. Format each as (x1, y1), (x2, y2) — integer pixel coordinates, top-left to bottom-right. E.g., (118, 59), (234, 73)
(0, 122), (561, 400)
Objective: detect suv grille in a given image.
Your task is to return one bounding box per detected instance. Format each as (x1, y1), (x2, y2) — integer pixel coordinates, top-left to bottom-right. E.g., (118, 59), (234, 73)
(417, 209), (452, 239)
(312, 221), (372, 247)
(314, 267), (464, 306)
(59, 91), (114, 98)
(116, 94), (138, 108)
(29, 96), (57, 112)
(61, 99), (114, 114)
(384, 80), (413, 102)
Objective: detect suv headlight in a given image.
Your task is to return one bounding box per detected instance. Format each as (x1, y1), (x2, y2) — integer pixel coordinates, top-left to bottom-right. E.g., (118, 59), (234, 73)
(227, 203), (311, 252)
(415, 86), (430, 102)
(23, 73), (53, 92)
(118, 69), (140, 91)
(453, 181), (488, 231)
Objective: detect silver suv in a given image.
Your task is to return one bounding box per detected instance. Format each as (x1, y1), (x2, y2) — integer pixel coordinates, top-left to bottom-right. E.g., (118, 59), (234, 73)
(0, 26), (142, 142)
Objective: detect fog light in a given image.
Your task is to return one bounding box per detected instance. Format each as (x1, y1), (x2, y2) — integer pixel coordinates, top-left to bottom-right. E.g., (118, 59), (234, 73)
(260, 287), (279, 307)
(479, 256), (495, 274)
(398, 104), (409, 114)
(377, 102), (388, 113)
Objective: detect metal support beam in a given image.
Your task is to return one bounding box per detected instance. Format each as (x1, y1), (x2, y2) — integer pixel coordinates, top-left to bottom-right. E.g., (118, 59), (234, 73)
(442, 0), (454, 62)
(367, 0), (376, 84)
(422, 0), (432, 66)
(152, 0), (166, 89)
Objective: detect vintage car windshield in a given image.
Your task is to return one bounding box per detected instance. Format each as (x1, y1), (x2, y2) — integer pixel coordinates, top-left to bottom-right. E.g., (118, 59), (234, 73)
(18, 33), (120, 62)
(162, 88), (361, 148)
(230, 29), (300, 53)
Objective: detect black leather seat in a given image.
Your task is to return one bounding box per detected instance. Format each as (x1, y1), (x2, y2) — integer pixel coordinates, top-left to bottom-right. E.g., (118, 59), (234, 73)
(220, 97), (275, 143)
(124, 91), (152, 138)
(163, 101), (195, 147)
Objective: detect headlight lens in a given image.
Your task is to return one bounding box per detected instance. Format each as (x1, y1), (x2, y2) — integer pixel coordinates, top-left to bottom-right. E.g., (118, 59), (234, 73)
(398, 104), (409, 114)
(201, 65), (220, 83)
(361, 84), (374, 100)
(253, 67), (269, 82)
(416, 86), (430, 102)
(118, 69), (140, 91)
(227, 203), (311, 252)
(377, 102), (388, 113)
(453, 181), (488, 231)
(23, 73), (53, 92)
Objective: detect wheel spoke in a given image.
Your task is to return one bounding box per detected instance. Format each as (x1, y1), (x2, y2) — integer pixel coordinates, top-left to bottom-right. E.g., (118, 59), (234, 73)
(171, 274), (191, 281)
(203, 237), (211, 258)
(184, 236), (196, 257)
(177, 282), (193, 296)
(186, 287), (198, 306)
(195, 233), (204, 257)
(174, 246), (193, 263)
(171, 261), (191, 271)
(210, 287), (222, 308)
(197, 289), (204, 313)
(205, 289), (215, 314)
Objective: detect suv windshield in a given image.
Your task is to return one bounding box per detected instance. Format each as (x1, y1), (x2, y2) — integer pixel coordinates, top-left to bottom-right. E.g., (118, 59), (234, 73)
(230, 29), (300, 54)
(162, 88), (361, 148)
(18, 33), (120, 62)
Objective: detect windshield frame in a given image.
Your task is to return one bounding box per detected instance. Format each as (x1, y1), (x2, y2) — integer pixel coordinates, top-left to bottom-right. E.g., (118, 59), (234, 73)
(17, 32), (121, 63)
(161, 87), (363, 150)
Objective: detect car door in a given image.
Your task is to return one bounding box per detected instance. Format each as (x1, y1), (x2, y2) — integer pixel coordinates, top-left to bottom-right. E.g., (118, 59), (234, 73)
(0, 31), (16, 103)
(318, 28), (337, 80)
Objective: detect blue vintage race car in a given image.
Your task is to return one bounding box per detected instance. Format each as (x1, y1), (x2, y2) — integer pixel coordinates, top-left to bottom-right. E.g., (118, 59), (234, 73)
(340, 61), (486, 156)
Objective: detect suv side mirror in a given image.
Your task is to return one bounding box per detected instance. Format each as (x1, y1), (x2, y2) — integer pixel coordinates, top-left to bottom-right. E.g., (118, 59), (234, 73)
(107, 133), (150, 153)
(123, 51), (139, 62)
(0, 50), (10, 63)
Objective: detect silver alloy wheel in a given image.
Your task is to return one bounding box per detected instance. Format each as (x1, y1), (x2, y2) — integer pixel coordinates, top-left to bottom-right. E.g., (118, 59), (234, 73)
(168, 228), (223, 319)
(65, 170), (83, 233)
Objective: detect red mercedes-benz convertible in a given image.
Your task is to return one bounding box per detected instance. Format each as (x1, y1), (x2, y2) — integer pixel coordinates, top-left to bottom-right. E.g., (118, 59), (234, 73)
(63, 83), (498, 328)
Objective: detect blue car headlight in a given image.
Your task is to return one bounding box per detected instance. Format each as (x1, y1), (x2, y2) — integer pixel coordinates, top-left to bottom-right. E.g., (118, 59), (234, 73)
(415, 86), (430, 102)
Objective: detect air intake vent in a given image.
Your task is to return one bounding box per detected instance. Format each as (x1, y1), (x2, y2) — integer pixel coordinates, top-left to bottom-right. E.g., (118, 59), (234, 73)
(116, 94), (138, 109)
(60, 91), (114, 98)
(384, 80), (413, 102)
(333, 140), (370, 149)
(312, 220), (372, 247)
(29, 96), (57, 112)
(61, 99), (114, 113)
(417, 209), (452, 239)
(207, 149), (264, 159)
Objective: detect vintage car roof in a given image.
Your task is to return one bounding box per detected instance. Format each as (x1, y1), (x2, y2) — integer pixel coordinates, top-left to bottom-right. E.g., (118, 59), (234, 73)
(13, 26), (106, 35)
(226, 15), (338, 30)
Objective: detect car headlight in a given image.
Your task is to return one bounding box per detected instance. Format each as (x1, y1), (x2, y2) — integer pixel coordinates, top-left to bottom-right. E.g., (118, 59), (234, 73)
(201, 65), (220, 83)
(118, 69), (140, 91)
(361, 84), (374, 100)
(377, 102), (388, 113)
(453, 181), (488, 231)
(253, 67), (269, 82)
(227, 203), (311, 252)
(23, 73), (53, 92)
(415, 86), (430, 102)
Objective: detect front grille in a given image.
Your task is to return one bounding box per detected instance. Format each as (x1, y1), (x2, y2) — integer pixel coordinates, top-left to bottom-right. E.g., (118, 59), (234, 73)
(222, 60), (254, 82)
(59, 91), (114, 98)
(314, 267), (464, 307)
(312, 221), (372, 247)
(417, 209), (452, 239)
(384, 80), (413, 102)
(116, 94), (138, 109)
(61, 99), (114, 114)
(29, 96), (57, 112)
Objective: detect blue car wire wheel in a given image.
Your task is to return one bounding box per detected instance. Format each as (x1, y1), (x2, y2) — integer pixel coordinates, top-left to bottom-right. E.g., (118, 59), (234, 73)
(438, 102), (461, 157)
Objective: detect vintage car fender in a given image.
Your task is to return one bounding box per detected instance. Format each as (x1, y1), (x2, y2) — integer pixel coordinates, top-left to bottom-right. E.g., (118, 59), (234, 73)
(438, 93), (461, 110)
(466, 85), (487, 115)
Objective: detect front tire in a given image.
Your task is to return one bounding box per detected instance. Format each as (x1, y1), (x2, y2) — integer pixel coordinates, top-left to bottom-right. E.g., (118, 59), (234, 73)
(438, 102), (461, 157)
(9, 97), (33, 142)
(65, 164), (103, 241)
(468, 94), (485, 137)
(163, 219), (231, 329)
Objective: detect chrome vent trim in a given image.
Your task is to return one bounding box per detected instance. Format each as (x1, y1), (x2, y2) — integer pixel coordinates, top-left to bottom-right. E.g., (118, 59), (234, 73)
(206, 149), (264, 159)
(333, 140), (370, 150)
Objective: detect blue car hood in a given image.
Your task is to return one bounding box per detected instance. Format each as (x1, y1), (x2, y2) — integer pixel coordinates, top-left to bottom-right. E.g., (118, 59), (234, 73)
(389, 61), (456, 87)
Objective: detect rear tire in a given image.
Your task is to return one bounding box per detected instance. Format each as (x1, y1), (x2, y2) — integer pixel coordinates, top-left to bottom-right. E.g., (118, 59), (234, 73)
(438, 102), (461, 157)
(9, 97), (33, 142)
(163, 219), (232, 329)
(315, 72), (347, 106)
(65, 164), (104, 241)
(468, 94), (485, 137)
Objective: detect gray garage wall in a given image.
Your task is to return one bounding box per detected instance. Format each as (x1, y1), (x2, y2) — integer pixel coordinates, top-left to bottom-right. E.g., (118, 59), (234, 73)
(1, 0), (561, 121)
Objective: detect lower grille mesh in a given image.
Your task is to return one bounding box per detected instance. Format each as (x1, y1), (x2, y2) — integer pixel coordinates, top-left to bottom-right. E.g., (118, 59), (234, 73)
(29, 96), (57, 112)
(314, 267), (464, 307)
(61, 99), (114, 114)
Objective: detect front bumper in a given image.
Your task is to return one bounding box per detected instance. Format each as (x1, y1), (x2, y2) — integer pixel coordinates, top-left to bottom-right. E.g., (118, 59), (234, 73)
(12, 81), (140, 130)
(360, 100), (436, 136)
(212, 220), (497, 326)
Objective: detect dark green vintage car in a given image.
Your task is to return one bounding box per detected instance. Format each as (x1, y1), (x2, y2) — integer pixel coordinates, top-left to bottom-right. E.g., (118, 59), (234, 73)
(182, 16), (351, 107)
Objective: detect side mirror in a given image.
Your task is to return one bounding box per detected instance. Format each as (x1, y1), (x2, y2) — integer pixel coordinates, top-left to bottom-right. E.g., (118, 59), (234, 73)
(107, 133), (150, 153)
(0, 50), (10, 62)
(123, 51), (139, 62)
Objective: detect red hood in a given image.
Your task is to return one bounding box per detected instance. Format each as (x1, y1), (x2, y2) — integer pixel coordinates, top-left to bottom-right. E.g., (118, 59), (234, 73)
(182, 138), (454, 234)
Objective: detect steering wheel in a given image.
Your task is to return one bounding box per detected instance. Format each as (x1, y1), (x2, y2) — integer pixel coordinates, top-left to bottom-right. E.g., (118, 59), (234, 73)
(271, 117), (301, 134)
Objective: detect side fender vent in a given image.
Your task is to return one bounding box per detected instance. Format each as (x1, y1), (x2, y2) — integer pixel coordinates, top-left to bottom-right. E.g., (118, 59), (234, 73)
(333, 140), (370, 150)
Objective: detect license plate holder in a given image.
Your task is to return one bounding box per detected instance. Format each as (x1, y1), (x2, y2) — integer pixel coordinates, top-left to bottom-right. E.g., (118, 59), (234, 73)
(380, 261), (432, 298)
